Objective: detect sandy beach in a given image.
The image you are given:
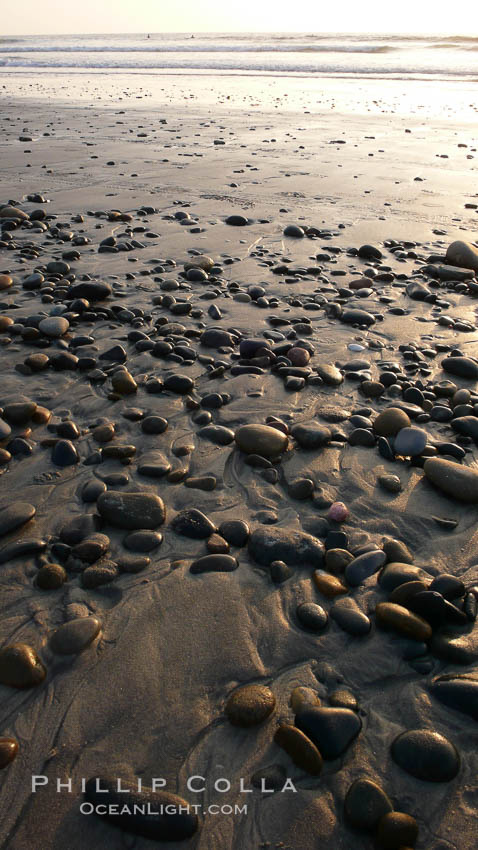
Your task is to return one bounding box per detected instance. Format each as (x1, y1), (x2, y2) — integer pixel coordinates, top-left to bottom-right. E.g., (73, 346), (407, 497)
(0, 66), (478, 850)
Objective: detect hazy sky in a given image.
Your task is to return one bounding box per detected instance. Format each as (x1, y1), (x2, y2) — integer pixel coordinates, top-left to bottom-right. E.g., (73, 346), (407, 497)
(4, 0), (478, 36)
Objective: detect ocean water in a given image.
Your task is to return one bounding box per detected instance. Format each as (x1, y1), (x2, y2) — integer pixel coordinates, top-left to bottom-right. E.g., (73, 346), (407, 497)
(1, 32), (478, 80)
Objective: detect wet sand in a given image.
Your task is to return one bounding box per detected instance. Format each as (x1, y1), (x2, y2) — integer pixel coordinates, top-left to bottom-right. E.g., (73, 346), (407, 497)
(0, 73), (478, 850)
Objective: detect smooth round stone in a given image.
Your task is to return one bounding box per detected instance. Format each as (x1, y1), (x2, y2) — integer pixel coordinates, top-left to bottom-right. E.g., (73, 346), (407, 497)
(288, 347), (310, 366)
(111, 369), (137, 394)
(141, 416), (168, 434)
(0, 538), (47, 564)
(225, 684), (276, 727)
(118, 555), (150, 573)
(325, 548), (353, 574)
(0, 418), (11, 440)
(383, 539), (414, 564)
(345, 550), (386, 586)
(394, 426), (427, 456)
(171, 508), (216, 539)
(451, 416), (478, 443)
(430, 632), (476, 665)
(446, 239), (478, 272)
(50, 616), (102, 655)
(283, 224), (305, 237)
(0, 737), (19, 769)
(190, 554), (238, 573)
(82, 561), (118, 588)
(198, 425), (235, 445)
(249, 526), (324, 567)
(290, 686), (321, 713)
(274, 724), (323, 775)
(344, 778), (393, 830)
(375, 602), (432, 641)
(389, 580), (430, 607)
(0, 274), (13, 291)
(373, 407), (411, 437)
(313, 571), (348, 597)
(349, 428), (375, 447)
(342, 308), (375, 326)
(442, 356), (478, 379)
(376, 812), (418, 850)
(82, 480), (107, 503)
(424, 457), (478, 503)
(316, 364), (343, 386)
(391, 729), (460, 782)
(408, 591), (466, 627)
(429, 573), (465, 600)
(430, 675), (478, 720)
(218, 519), (250, 547)
(296, 602), (328, 631)
(163, 374), (194, 394)
(200, 328), (237, 348)
(330, 597), (371, 636)
(184, 475), (217, 492)
(295, 706), (362, 760)
(291, 422), (331, 449)
(378, 473), (402, 493)
(235, 424), (287, 457)
(97, 491), (165, 529)
(84, 777), (198, 841)
(226, 214), (249, 226)
(39, 316), (69, 338)
(379, 562), (431, 592)
(3, 401), (37, 425)
(0, 501), (35, 537)
(36, 563), (67, 589)
(69, 281), (112, 301)
(0, 644), (46, 688)
(270, 560), (294, 583)
(123, 530), (162, 552)
(52, 439), (79, 466)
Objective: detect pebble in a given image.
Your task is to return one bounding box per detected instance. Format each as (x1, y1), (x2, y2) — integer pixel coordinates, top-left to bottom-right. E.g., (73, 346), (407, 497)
(50, 616), (102, 655)
(344, 778), (393, 830)
(424, 457), (478, 502)
(218, 520), (250, 547)
(345, 550), (386, 586)
(84, 778), (198, 841)
(445, 239), (478, 272)
(295, 706), (362, 759)
(225, 683), (276, 726)
(375, 812), (418, 849)
(0, 738), (19, 769)
(291, 421), (331, 449)
(97, 491), (165, 529)
(172, 508), (216, 539)
(274, 724), (323, 774)
(296, 601), (328, 631)
(330, 597), (371, 636)
(0, 644), (46, 688)
(373, 407), (411, 436)
(190, 554), (238, 573)
(36, 563), (67, 589)
(429, 675), (478, 720)
(0, 501), (36, 537)
(391, 728), (460, 781)
(375, 602), (432, 641)
(38, 316), (69, 338)
(234, 423), (288, 457)
(442, 355), (478, 380)
(394, 426), (427, 456)
(248, 526), (324, 566)
(124, 530), (162, 552)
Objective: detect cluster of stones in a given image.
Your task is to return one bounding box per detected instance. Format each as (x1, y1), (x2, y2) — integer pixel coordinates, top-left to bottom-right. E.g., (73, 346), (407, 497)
(224, 681), (361, 775)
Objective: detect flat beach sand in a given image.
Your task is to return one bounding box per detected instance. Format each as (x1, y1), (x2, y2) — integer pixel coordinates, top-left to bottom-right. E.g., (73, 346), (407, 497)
(0, 71), (478, 849)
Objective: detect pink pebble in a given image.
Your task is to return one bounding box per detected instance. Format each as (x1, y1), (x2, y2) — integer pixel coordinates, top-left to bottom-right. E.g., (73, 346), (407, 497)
(328, 502), (349, 522)
(288, 347), (310, 366)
